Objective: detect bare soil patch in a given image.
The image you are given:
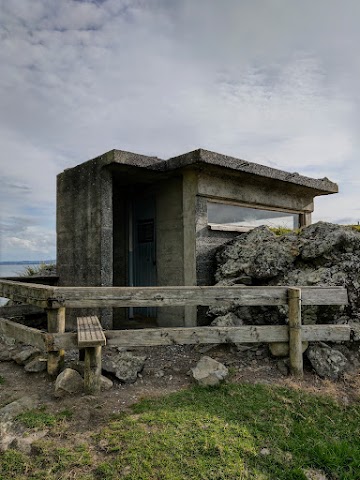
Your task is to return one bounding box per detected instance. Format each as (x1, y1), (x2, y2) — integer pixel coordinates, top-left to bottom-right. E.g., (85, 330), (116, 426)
(1, 342), (360, 433)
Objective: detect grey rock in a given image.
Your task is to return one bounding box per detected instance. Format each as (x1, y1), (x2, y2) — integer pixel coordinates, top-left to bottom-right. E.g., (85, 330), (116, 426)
(0, 335), (16, 346)
(276, 359), (289, 376)
(0, 346), (17, 362)
(0, 395), (40, 451)
(24, 356), (48, 373)
(211, 222), (360, 328)
(54, 368), (83, 397)
(0, 395), (39, 421)
(211, 312), (243, 327)
(10, 430), (48, 454)
(13, 347), (41, 366)
(269, 341), (308, 357)
(191, 356), (228, 386)
(303, 469), (328, 480)
(100, 375), (113, 391)
(306, 344), (348, 380)
(102, 351), (146, 383)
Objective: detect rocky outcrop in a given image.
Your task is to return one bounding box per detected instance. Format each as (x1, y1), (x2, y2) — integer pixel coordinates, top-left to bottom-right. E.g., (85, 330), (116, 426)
(211, 222), (360, 326)
(210, 222), (360, 378)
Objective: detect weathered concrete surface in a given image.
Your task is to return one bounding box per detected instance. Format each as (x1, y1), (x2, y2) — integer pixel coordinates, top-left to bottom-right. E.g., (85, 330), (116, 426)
(57, 147), (337, 329)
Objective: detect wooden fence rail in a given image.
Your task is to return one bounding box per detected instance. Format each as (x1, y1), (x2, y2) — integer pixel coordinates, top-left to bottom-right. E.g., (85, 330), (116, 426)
(0, 279), (350, 382)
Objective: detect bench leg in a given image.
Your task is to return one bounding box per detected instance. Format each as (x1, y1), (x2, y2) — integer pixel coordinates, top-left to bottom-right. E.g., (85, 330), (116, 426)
(46, 307), (65, 376)
(84, 346), (102, 394)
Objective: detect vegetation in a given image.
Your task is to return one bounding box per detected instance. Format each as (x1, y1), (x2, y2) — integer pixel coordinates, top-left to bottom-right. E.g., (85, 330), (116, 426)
(16, 407), (72, 429)
(1, 383), (360, 479)
(18, 262), (56, 277)
(269, 226), (293, 236)
(0, 375), (4, 384)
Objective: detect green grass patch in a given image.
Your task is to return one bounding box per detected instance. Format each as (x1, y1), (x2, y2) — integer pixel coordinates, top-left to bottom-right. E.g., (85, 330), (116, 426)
(1, 384), (360, 479)
(0, 375), (5, 385)
(95, 383), (360, 480)
(16, 407), (72, 429)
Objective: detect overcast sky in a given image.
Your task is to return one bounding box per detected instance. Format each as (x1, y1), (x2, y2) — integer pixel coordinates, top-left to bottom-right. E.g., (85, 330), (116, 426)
(0, 0), (359, 261)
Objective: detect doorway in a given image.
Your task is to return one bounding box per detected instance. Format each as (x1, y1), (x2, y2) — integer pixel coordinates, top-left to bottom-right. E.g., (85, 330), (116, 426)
(129, 196), (157, 319)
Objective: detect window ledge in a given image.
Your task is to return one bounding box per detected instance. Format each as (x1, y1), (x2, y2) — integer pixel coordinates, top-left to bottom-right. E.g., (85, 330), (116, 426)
(208, 223), (254, 233)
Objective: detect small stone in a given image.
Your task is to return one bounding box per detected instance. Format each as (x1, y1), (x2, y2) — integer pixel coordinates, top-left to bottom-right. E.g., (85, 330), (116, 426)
(276, 359), (289, 376)
(211, 312), (243, 327)
(191, 356), (228, 387)
(13, 347), (41, 366)
(24, 357), (47, 373)
(54, 368), (83, 397)
(260, 448), (270, 456)
(102, 351), (146, 384)
(155, 370), (165, 378)
(269, 341), (308, 357)
(10, 430), (48, 454)
(100, 375), (113, 391)
(0, 347), (16, 362)
(303, 468), (328, 480)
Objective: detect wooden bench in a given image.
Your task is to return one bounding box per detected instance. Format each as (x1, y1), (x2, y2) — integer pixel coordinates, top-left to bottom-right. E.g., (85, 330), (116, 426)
(77, 316), (106, 393)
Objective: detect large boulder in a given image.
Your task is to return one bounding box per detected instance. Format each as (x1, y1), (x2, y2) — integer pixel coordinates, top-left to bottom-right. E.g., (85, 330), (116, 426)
(210, 222), (360, 326)
(306, 344), (348, 380)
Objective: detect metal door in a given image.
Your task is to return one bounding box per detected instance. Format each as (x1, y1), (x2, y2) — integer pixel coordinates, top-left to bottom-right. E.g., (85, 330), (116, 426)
(131, 196), (156, 318)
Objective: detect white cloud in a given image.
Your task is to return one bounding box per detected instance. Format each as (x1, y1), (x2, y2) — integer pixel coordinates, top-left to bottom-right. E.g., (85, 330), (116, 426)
(0, 0), (359, 259)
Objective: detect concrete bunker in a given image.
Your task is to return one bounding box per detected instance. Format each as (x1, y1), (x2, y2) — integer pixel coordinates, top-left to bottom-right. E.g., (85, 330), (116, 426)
(57, 148), (338, 329)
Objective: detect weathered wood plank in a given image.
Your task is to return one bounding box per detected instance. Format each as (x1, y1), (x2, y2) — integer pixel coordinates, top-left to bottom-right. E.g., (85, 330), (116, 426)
(0, 280), (56, 308)
(77, 316), (106, 347)
(0, 280), (348, 309)
(0, 318), (46, 351)
(46, 307), (65, 376)
(50, 285), (348, 308)
(288, 288), (303, 378)
(84, 346), (102, 394)
(47, 324), (351, 350)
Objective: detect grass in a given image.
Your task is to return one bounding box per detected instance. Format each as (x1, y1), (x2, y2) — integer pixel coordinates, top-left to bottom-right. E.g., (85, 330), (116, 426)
(15, 406), (73, 429)
(18, 262), (56, 277)
(0, 375), (5, 384)
(1, 383), (360, 479)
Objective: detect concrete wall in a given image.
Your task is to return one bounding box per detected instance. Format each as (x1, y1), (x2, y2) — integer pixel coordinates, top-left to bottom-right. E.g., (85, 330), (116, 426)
(57, 163), (113, 329)
(156, 176), (185, 326)
(112, 185), (127, 327)
(193, 171), (315, 324)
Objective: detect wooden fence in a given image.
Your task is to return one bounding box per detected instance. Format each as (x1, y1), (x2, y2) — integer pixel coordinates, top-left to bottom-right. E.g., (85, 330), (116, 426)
(0, 279), (350, 381)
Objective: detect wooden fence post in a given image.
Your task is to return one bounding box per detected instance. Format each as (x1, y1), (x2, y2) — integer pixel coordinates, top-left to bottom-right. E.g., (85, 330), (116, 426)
(288, 287), (303, 378)
(46, 307), (65, 376)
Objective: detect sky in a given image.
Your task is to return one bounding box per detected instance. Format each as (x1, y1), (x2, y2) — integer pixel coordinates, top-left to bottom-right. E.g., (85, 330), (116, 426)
(0, 0), (359, 261)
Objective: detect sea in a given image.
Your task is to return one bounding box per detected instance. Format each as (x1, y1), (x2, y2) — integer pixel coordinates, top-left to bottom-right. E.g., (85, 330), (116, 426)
(0, 261), (56, 306)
